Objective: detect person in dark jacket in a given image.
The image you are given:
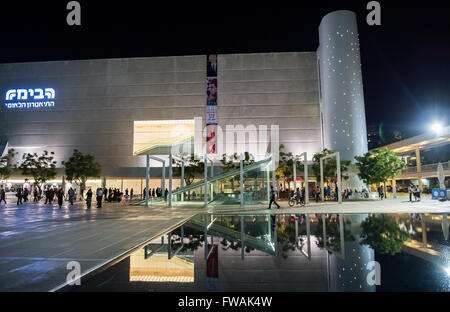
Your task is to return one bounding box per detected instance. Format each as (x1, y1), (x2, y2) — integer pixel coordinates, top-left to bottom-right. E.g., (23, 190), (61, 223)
(49, 188), (54, 204)
(0, 187), (6, 205)
(16, 188), (23, 205)
(57, 188), (64, 209)
(268, 186), (280, 209)
(86, 188), (93, 209)
(68, 187), (75, 205)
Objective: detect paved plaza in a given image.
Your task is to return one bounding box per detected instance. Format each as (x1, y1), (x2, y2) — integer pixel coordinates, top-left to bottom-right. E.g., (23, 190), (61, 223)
(0, 196), (449, 291)
(0, 200), (201, 292)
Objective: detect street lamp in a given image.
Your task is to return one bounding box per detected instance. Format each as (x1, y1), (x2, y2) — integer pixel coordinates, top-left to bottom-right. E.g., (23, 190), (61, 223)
(430, 123), (443, 135)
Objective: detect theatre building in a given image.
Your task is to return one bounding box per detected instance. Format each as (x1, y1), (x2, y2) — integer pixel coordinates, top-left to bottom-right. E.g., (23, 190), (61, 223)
(0, 10), (368, 195)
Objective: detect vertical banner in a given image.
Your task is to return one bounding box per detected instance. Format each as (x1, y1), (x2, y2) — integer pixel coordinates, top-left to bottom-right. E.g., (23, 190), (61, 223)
(206, 243), (218, 291)
(206, 54), (218, 154)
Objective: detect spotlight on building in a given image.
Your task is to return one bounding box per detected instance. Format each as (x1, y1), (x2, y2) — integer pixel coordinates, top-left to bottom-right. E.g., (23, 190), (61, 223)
(430, 123), (443, 135)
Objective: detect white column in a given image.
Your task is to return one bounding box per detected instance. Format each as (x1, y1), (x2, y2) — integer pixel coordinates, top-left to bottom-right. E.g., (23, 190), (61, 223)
(161, 162), (165, 198)
(181, 159), (184, 202)
(337, 152), (342, 204)
(293, 160), (297, 190)
(240, 216), (245, 259)
(272, 160), (276, 189)
(304, 156), (309, 204)
(168, 153), (172, 207)
(320, 159), (324, 202)
(266, 165), (270, 202)
(240, 153), (244, 209)
(210, 159), (214, 202)
(416, 148), (423, 192)
(204, 153), (208, 207)
(145, 155), (150, 207)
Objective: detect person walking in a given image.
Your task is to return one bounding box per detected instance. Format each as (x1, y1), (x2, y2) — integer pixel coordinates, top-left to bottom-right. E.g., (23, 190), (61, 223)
(143, 187), (146, 199)
(268, 186), (280, 209)
(0, 187), (6, 205)
(68, 187), (75, 205)
(96, 188), (103, 208)
(23, 188), (29, 202)
(377, 185), (383, 200)
(49, 187), (54, 204)
(103, 187), (108, 201)
(57, 188), (64, 209)
(44, 187), (49, 204)
(130, 188), (133, 199)
(16, 188), (23, 205)
(408, 185), (412, 202)
(86, 188), (93, 209)
(33, 188), (38, 202)
(125, 188), (129, 199)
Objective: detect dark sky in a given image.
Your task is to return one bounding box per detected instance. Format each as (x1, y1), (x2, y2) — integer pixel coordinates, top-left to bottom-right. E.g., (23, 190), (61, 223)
(1, 0), (449, 140)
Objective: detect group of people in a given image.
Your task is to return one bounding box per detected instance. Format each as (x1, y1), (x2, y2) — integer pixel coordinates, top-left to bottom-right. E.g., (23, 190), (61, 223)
(408, 185), (421, 202)
(142, 187), (168, 199)
(1, 185), (78, 209)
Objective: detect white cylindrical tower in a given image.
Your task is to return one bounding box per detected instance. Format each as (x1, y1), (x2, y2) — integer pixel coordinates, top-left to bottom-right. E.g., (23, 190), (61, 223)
(318, 10), (368, 162)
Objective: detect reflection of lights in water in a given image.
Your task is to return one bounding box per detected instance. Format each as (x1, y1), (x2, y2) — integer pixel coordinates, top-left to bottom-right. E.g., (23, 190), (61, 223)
(445, 267), (450, 277)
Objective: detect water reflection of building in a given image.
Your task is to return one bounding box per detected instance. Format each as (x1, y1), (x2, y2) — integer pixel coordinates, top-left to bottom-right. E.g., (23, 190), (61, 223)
(327, 214), (376, 292)
(129, 246), (194, 283)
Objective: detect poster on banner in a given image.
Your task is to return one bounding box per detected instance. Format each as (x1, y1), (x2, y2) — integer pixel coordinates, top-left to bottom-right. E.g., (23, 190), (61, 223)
(206, 105), (217, 124)
(206, 124), (217, 154)
(206, 54), (218, 154)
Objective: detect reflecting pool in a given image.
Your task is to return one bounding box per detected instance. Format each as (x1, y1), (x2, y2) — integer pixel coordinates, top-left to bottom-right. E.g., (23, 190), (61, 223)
(61, 213), (450, 292)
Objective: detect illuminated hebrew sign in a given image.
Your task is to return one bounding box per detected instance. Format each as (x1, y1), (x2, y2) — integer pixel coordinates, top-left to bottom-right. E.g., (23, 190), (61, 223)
(4, 88), (56, 109)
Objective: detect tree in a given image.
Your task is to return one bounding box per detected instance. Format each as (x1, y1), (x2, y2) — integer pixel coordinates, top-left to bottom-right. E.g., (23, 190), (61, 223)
(360, 214), (410, 255)
(220, 152), (255, 190)
(0, 149), (17, 181)
(18, 150), (57, 185)
(219, 152), (254, 172)
(62, 149), (102, 195)
(311, 149), (351, 185)
(355, 148), (405, 192)
(172, 153), (204, 186)
(275, 145), (305, 191)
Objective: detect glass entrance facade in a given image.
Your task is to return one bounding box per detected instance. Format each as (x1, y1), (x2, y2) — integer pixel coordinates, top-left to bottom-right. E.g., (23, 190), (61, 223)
(170, 158), (272, 206)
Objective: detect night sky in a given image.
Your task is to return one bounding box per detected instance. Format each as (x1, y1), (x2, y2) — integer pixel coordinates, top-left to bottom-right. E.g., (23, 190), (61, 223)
(1, 0), (449, 142)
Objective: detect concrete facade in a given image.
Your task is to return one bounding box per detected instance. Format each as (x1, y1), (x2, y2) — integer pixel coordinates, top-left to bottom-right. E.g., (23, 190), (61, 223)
(0, 10), (369, 182)
(0, 52), (322, 178)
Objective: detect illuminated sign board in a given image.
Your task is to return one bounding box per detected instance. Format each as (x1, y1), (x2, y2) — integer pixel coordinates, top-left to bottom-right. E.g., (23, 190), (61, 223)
(4, 88), (55, 109)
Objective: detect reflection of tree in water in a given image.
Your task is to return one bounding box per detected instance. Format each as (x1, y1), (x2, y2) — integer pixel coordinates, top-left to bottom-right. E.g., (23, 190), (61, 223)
(360, 214), (410, 255)
(220, 239), (254, 253)
(169, 216), (267, 254)
(169, 226), (205, 253)
(276, 221), (297, 259)
(274, 215), (310, 259)
(314, 215), (355, 253)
